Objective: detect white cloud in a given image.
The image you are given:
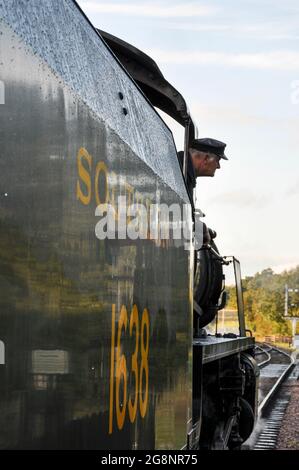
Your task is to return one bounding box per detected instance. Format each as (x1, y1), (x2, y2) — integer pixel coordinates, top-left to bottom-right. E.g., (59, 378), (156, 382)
(286, 179), (299, 196)
(79, 1), (218, 18)
(164, 23), (231, 33)
(189, 103), (299, 132)
(272, 261), (299, 273)
(207, 190), (270, 209)
(164, 21), (299, 40)
(145, 49), (299, 71)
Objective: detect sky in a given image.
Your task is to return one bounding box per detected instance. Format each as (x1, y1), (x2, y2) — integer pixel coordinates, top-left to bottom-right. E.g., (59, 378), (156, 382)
(78, 0), (299, 279)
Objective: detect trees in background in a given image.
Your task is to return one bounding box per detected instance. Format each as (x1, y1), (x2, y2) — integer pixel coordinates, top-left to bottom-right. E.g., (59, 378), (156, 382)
(227, 266), (299, 337)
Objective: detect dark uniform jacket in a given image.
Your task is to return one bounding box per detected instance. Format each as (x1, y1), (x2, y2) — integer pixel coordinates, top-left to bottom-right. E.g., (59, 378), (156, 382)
(177, 151), (212, 245)
(177, 151), (196, 206)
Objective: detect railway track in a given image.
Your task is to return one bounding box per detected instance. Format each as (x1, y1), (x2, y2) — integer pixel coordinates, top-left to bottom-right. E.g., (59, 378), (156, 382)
(246, 344), (296, 450)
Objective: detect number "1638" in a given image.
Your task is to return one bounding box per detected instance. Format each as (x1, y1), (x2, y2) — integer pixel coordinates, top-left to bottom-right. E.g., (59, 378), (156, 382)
(109, 304), (150, 433)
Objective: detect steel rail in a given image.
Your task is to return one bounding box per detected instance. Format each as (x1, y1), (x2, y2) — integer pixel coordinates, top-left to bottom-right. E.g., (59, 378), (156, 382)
(255, 344), (272, 368)
(258, 344), (296, 416)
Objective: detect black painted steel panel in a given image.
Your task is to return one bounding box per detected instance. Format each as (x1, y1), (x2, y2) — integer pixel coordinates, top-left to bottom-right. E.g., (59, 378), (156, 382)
(0, 1), (192, 449)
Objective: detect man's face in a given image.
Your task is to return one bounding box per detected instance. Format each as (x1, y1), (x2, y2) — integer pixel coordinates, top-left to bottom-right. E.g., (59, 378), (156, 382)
(191, 151), (221, 177)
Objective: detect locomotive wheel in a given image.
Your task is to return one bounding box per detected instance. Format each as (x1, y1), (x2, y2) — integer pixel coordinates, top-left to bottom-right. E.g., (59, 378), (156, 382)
(238, 397), (255, 442)
(228, 397), (255, 449)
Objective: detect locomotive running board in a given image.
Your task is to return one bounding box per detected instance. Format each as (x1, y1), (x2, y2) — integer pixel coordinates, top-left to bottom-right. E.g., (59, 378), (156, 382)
(193, 336), (255, 364)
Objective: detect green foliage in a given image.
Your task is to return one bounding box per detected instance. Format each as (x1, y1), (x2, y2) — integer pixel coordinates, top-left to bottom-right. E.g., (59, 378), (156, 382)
(226, 266), (299, 337)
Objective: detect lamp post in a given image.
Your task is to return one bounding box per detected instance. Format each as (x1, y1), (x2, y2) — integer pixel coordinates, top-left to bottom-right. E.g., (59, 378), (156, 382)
(284, 284), (299, 349)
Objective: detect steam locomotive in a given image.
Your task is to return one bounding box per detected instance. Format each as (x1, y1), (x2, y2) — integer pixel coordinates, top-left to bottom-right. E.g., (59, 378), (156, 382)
(0, 0), (259, 449)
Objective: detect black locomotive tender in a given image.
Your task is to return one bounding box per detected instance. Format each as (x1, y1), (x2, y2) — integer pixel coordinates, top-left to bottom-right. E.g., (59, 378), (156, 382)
(0, 0), (259, 449)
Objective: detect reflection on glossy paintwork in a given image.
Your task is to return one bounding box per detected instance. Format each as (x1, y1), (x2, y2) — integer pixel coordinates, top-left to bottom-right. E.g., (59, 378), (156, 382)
(0, 10), (192, 449)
